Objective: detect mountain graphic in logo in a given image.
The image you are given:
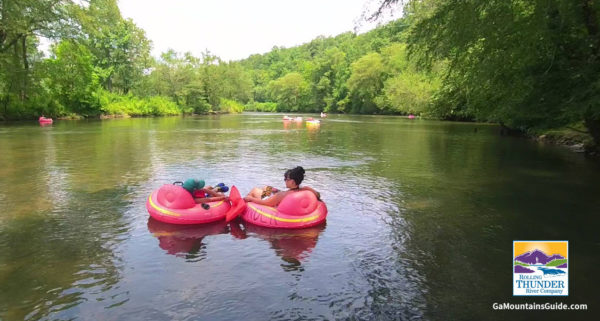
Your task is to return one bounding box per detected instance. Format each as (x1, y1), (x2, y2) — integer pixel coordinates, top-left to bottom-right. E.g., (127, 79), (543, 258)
(515, 249), (564, 265)
(513, 249), (567, 273)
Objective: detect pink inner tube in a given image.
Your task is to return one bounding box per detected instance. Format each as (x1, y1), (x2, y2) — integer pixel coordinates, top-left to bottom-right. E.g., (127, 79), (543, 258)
(146, 184), (230, 224)
(39, 117), (53, 123)
(241, 190), (327, 229)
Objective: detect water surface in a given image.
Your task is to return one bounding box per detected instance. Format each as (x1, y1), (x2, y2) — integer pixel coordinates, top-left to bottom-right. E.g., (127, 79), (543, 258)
(0, 114), (598, 320)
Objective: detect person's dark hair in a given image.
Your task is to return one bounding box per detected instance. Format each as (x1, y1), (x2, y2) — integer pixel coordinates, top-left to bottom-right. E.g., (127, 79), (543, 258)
(284, 166), (305, 185)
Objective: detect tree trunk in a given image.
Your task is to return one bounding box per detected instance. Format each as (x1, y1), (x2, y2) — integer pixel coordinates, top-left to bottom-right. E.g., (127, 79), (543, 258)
(582, 0), (600, 56)
(22, 35), (28, 71)
(581, 1), (600, 155)
(0, 0), (6, 49)
(1, 95), (9, 120)
(21, 35), (28, 101)
(12, 38), (23, 101)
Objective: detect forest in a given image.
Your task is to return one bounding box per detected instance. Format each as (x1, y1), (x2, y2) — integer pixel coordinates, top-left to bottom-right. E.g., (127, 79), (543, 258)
(1, 0), (599, 151)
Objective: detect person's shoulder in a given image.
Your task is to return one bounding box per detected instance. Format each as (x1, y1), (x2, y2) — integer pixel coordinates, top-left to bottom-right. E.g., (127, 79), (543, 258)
(275, 190), (292, 200)
(278, 190), (291, 197)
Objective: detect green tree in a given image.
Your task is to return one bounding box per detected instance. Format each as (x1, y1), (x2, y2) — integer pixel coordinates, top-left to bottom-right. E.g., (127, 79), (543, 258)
(383, 72), (439, 114)
(376, 0), (600, 149)
(378, 43), (440, 114)
(0, 0), (75, 118)
(309, 47), (350, 112)
(248, 69), (270, 102)
(219, 61), (253, 104)
(45, 40), (101, 115)
(346, 52), (386, 113)
(199, 50), (224, 110)
(268, 72), (310, 111)
(142, 50), (206, 113)
(77, 0), (151, 94)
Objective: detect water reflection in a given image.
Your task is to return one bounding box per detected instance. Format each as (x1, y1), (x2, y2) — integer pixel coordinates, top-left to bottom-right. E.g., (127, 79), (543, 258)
(306, 121), (321, 139)
(2, 115), (599, 320)
(146, 218), (228, 260)
(229, 220), (325, 271)
(306, 121), (320, 129)
(282, 119), (302, 130)
(148, 216), (325, 271)
(0, 186), (130, 320)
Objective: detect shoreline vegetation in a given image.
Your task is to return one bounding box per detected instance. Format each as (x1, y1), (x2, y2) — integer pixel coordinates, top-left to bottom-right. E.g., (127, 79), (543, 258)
(1, 1), (599, 156)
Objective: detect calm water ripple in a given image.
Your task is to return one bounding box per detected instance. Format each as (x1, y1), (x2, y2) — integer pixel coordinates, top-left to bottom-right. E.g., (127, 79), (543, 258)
(1, 114), (598, 320)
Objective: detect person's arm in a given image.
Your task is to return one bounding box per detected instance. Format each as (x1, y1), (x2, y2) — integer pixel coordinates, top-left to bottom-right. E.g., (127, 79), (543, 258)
(203, 187), (223, 197)
(300, 186), (321, 200)
(194, 197), (209, 204)
(244, 191), (285, 207)
(195, 195), (228, 203)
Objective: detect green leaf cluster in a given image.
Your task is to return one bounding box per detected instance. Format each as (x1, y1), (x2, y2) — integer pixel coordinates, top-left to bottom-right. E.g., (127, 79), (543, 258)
(99, 91), (179, 116)
(133, 50), (252, 114)
(238, 19), (436, 115)
(0, 2), (431, 119)
(0, 0), (156, 118)
(398, 0), (600, 146)
(219, 98), (245, 114)
(244, 102), (278, 112)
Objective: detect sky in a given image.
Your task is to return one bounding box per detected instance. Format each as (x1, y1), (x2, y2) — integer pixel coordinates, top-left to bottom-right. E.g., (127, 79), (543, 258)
(117, 0), (398, 61)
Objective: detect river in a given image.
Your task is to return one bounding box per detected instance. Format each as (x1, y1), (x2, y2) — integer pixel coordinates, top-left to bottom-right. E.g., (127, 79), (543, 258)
(0, 114), (597, 320)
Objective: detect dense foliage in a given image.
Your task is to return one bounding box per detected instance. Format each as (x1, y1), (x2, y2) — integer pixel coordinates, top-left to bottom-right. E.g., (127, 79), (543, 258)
(238, 21), (439, 115)
(0, 0), (255, 119)
(2, 0), (599, 149)
(1, 1), (436, 120)
(373, 0), (600, 148)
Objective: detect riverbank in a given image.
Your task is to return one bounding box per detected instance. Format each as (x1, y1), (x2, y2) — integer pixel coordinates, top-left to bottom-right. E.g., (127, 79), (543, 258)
(0, 110), (233, 122)
(535, 127), (598, 157)
(96, 110), (230, 119)
(490, 121), (597, 158)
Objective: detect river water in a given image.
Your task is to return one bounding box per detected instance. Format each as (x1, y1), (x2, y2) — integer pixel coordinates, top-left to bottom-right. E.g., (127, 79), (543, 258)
(0, 114), (598, 320)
